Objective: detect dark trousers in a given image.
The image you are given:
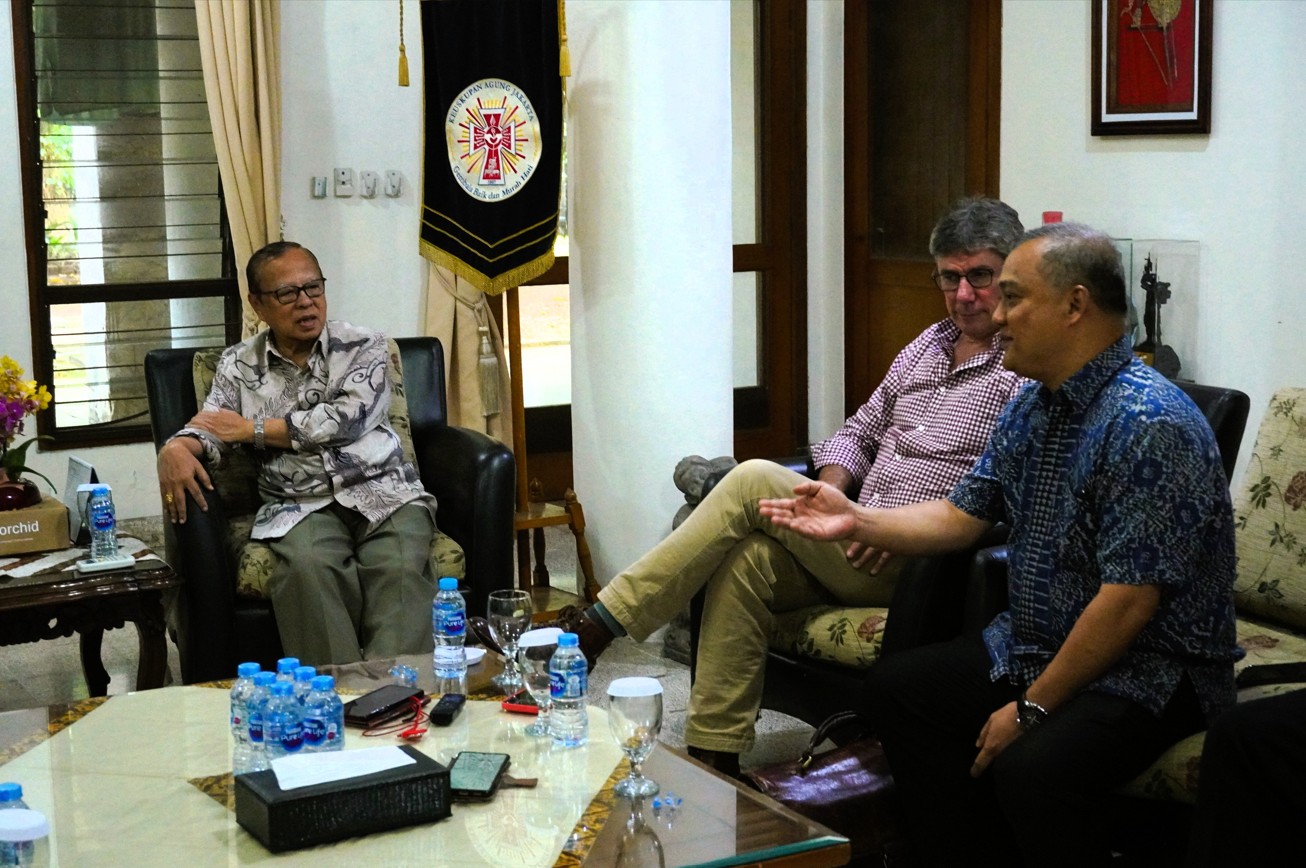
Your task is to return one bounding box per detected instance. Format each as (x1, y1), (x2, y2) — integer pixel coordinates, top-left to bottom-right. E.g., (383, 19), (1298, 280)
(1186, 689), (1306, 867)
(864, 635), (1206, 868)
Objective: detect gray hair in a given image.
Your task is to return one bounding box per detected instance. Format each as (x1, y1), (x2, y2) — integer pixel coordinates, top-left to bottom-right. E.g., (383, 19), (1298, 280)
(928, 197), (1025, 259)
(1019, 222), (1127, 316)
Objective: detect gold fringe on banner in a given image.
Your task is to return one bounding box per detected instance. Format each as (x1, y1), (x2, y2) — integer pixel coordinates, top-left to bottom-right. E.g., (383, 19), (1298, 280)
(398, 0), (410, 87)
(558, 0), (570, 77)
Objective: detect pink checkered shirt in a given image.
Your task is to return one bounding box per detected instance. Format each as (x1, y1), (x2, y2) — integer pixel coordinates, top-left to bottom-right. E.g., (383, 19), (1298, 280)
(809, 319), (1026, 508)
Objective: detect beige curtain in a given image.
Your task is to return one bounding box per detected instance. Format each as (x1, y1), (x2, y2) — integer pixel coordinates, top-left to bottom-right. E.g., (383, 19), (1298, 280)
(195, 0), (282, 338)
(423, 264), (514, 450)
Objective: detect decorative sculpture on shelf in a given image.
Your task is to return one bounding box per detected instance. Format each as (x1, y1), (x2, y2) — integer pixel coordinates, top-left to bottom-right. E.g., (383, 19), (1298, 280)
(1133, 254), (1182, 379)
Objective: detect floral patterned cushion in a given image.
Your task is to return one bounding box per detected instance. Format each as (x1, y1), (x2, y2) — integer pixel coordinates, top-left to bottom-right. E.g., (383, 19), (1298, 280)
(1231, 388), (1306, 631)
(1119, 391), (1306, 804)
(1119, 616), (1306, 804)
(191, 339), (464, 601)
(769, 605), (888, 670)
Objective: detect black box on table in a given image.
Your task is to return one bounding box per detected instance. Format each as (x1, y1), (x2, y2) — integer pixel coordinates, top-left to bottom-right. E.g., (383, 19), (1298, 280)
(233, 744), (451, 852)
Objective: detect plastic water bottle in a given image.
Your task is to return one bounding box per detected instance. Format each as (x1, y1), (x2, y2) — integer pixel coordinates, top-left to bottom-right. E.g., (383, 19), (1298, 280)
(0, 783), (32, 865)
(87, 486), (119, 562)
(549, 632), (589, 748)
(229, 662), (261, 775)
(302, 675), (345, 753)
(263, 682), (305, 760)
(275, 657), (300, 685)
(432, 577), (467, 683)
(245, 671), (276, 773)
(292, 665), (316, 704)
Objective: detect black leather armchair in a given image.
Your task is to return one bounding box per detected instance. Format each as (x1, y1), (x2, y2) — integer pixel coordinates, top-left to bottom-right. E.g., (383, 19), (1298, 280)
(144, 336), (515, 684)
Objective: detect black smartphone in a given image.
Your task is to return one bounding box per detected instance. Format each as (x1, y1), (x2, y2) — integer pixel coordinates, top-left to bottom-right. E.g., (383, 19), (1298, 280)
(449, 751), (511, 801)
(342, 685), (425, 728)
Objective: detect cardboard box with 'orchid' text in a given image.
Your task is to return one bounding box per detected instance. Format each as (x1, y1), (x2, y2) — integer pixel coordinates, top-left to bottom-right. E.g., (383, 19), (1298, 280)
(0, 496), (71, 557)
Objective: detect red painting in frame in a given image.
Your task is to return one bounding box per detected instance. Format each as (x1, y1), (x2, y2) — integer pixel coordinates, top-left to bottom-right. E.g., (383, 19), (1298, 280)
(1092, 0), (1212, 135)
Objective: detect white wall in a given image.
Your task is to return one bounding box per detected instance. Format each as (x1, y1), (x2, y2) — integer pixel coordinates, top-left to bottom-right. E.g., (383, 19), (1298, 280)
(1001, 0), (1306, 481)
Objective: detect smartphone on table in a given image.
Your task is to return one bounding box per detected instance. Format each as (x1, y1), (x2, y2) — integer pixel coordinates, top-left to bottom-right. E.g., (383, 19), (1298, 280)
(342, 685), (425, 728)
(502, 689), (539, 715)
(449, 751), (512, 801)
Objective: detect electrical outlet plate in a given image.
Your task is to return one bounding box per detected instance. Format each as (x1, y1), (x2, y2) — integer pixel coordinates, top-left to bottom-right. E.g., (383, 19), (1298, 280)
(359, 170), (379, 198)
(384, 170), (402, 198)
(311, 176), (328, 198)
(334, 167), (354, 197)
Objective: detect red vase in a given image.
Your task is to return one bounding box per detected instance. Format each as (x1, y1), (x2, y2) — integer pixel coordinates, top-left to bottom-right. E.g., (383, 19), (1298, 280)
(0, 468), (42, 511)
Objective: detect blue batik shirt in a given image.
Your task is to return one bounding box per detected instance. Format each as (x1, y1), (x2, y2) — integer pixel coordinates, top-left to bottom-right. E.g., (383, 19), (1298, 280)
(948, 336), (1240, 721)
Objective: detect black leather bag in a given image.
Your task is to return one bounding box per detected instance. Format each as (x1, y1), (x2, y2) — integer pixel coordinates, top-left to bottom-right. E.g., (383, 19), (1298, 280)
(745, 710), (907, 864)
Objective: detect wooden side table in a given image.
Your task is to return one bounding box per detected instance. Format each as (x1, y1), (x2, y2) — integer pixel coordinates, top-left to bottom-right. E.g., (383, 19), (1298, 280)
(0, 537), (180, 695)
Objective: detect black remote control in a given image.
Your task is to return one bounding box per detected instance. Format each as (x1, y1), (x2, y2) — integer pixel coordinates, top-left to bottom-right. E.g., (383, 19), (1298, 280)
(430, 693), (466, 726)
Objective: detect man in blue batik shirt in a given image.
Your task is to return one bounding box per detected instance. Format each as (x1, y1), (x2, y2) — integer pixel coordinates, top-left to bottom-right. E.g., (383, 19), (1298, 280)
(760, 222), (1240, 867)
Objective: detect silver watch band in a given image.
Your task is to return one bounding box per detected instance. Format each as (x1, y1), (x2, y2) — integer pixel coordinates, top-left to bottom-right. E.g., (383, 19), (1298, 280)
(253, 418), (265, 451)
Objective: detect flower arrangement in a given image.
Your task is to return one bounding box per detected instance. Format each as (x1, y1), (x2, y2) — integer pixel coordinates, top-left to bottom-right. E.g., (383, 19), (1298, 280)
(1, 355), (54, 488)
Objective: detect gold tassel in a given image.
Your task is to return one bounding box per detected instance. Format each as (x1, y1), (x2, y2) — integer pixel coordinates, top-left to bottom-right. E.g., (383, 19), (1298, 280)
(398, 0), (410, 87)
(558, 0), (570, 77)
(477, 325), (501, 418)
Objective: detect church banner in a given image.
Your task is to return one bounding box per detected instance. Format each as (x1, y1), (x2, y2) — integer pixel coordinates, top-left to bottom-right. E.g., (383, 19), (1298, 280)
(419, 0), (563, 295)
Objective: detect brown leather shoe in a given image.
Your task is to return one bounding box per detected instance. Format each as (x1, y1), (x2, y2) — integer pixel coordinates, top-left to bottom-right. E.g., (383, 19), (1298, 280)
(555, 605), (614, 671)
(686, 745), (742, 779)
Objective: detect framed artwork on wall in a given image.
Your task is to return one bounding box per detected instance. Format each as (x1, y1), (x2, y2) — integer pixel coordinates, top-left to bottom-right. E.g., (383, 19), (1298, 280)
(1091, 0), (1212, 135)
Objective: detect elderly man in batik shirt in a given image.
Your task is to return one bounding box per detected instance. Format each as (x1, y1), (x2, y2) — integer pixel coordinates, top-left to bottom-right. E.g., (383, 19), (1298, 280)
(555, 197), (1028, 777)
(156, 241), (437, 666)
(761, 223), (1240, 866)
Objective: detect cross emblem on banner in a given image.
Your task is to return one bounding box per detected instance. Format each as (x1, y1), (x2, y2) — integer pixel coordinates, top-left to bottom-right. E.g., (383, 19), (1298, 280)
(470, 105), (517, 186)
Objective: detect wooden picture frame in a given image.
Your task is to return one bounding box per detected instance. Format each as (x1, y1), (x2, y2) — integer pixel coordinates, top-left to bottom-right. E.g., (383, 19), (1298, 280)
(1091, 0), (1212, 136)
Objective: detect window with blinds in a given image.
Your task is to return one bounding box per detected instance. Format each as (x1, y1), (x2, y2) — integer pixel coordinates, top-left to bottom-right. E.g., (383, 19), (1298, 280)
(13, 0), (239, 446)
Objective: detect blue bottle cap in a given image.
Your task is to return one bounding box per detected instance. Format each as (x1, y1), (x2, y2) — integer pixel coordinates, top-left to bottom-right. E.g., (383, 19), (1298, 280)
(310, 675), (335, 691)
(270, 682), (293, 696)
(236, 662), (260, 678)
(276, 657), (300, 674)
(293, 665), (316, 682)
(438, 577), (459, 591)
(92, 485), (109, 496)
(0, 782), (21, 802)
(253, 672), (276, 686)
(558, 632), (579, 647)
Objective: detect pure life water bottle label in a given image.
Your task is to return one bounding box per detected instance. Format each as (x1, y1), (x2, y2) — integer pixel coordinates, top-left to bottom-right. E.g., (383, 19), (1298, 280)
(550, 668), (586, 699)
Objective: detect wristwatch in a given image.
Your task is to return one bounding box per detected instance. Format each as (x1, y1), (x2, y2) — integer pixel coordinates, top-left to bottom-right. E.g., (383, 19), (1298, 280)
(253, 418), (265, 451)
(1016, 691), (1049, 731)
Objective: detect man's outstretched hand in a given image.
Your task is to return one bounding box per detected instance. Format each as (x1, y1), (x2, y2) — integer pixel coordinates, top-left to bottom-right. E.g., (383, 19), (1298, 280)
(758, 480), (858, 542)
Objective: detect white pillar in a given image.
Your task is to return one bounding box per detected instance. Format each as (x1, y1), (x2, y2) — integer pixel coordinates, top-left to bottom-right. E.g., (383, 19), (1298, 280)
(567, 1), (734, 586)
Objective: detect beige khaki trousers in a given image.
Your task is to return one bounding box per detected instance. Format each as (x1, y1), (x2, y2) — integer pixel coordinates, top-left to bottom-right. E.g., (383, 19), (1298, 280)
(599, 459), (902, 754)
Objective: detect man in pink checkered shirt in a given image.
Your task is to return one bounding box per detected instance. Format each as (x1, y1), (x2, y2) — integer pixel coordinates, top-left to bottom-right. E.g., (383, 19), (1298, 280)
(559, 197), (1028, 776)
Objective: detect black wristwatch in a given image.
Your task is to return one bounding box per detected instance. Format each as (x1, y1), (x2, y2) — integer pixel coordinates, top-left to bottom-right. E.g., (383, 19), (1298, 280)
(1016, 691), (1049, 731)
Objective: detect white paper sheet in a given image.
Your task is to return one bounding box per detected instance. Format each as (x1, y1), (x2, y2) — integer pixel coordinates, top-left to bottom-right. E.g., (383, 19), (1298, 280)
(271, 745), (417, 790)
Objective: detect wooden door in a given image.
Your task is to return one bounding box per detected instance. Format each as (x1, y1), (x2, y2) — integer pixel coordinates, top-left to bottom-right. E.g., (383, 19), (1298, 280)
(844, 0), (1002, 413)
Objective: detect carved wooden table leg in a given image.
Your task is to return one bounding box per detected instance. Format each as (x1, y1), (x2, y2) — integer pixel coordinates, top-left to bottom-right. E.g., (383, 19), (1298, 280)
(79, 626), (111, 697)
(134, 592), (170, 690)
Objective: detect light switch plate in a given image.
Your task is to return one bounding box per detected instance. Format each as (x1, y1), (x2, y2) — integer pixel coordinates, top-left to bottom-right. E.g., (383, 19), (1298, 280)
(384, 170), (402, 198)
(311, 176), (328, 198)
(334, 168), (354, 197)
(359, 170), (379, 199)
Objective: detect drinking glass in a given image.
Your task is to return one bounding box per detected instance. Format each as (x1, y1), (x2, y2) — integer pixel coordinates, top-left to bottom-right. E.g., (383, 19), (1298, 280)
(517, 627), (562, 737)
(488, 589), (532, 692)
(607, 676), (664, 797)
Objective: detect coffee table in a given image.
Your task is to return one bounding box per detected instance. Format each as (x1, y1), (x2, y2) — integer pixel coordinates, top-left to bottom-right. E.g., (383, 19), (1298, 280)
(0, 536), (179, 696)
(0, 684), (850, 866)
